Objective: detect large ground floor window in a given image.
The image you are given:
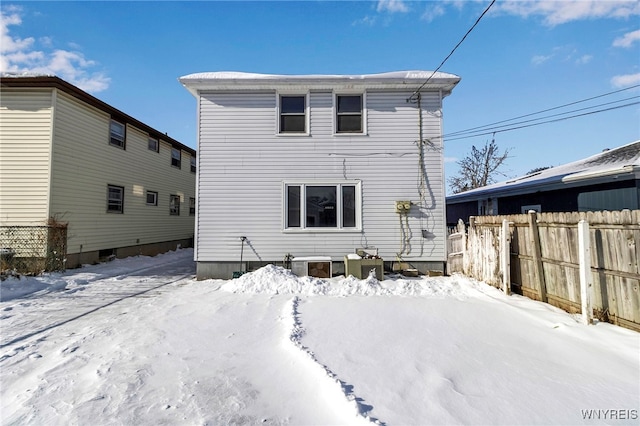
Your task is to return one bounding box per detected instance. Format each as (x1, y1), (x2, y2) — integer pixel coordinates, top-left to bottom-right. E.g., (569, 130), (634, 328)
(285, 181), (360, 231)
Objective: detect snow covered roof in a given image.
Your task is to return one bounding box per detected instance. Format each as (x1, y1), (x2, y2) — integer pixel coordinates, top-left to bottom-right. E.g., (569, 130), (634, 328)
(1, 71), (56, 78)
(179, 70), (461, 96)
(447, 140), (640, 203)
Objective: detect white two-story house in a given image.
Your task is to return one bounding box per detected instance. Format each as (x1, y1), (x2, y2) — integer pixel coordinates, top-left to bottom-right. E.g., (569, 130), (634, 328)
(180, 71), (460, 279)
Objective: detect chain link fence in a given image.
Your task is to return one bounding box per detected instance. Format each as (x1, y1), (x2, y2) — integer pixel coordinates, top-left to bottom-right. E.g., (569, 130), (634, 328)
(0, 224), (68, 276)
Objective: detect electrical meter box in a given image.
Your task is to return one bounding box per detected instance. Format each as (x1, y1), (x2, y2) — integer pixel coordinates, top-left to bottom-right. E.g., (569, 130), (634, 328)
(291, 256), (332, 278)
(395, 200), (411, 214)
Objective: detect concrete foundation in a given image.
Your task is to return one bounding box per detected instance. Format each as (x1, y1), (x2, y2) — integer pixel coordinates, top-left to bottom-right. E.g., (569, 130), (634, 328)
(196, 259), (445, 280)
(65, 238), (193, 269)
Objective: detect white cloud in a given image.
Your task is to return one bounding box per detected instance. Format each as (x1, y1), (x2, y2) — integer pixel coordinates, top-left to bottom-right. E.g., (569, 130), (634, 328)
(376, 0), (409, 14)
(39, 36), (53, 48)
(495, 1), (640, 26)
(531, 54), (553, 65)
(0, 7), (109, 93)
(352, 15), (377, 26)
(0, 10), (34, 53)
(369, 0), (639, 26)
(576, 54), (593, 65)
(421, 4), (446, 23)
(444, 156), (458, 164)
(613, 29), (640, 47)
(531, 46), (592, 66)
(610, 72), (640, 88)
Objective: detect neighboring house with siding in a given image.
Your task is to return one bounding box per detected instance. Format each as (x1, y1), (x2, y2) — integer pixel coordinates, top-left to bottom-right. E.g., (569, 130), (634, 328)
(446, 140), (640, 226)
(180, 71), (460, 279)
(0, 75), (196, 268)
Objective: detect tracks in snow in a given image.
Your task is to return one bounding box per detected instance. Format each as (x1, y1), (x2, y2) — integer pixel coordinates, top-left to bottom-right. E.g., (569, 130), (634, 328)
(282, 296), (385, 425)
(0, 255), (195, 350)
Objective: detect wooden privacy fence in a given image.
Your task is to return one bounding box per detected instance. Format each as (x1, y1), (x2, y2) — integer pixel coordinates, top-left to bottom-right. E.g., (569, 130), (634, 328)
(447, 210), (640, 332)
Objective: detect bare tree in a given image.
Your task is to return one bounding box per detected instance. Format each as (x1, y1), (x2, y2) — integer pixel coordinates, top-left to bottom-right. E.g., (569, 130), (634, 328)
(448, 140), (511, 194)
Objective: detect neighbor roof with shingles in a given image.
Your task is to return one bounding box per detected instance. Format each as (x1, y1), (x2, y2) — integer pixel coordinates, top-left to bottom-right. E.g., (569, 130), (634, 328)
(447, 140), (640, 203)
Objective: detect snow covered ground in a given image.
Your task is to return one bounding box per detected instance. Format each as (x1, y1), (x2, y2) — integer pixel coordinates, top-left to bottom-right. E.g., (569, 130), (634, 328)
(1, 248), (638, 425)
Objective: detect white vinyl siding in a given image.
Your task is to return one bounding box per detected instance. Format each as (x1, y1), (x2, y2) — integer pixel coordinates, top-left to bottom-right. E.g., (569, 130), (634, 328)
(0, 89), (53, 225)
(195, 89), (446, 262)
(48, 91), (195, 254)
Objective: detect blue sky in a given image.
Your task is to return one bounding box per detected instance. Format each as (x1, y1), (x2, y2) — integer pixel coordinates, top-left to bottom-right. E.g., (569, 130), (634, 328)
(2, 1), (639, 191)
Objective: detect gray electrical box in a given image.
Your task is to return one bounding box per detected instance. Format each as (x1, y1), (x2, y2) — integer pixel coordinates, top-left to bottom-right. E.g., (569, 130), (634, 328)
(344, 249), (384, 279)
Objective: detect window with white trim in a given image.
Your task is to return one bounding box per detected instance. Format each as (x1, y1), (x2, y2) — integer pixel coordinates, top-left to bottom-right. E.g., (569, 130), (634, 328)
(189, 197), (196, 215)
(279, 94), (307, 134)
(107, 185), (124, 213)
(146, 190), (158, 206)
(285, 182), (360, 230)
(170, 194), (180, 215)
(171, 148), (181, 168)
(190, 156), (196, 173)
(148, 137), (159, 152)
(109, 120), (125, 148)
(335, 94), (363, 133)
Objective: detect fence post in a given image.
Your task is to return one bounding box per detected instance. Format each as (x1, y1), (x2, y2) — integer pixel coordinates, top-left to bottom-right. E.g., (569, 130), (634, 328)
(501, 219), (511, 295)
(528, 211), (547, 302)
(459, 219), (466, 271)
(578, 219), (593, 325)
(465, 216), (476, 276)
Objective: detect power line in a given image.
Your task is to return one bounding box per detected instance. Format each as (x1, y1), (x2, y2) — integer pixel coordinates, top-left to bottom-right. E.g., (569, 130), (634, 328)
(445, 94), (640, 139)
(444, 101), (640, 142)
(408, 0), (496, 102)
(445, 84), (640, 138)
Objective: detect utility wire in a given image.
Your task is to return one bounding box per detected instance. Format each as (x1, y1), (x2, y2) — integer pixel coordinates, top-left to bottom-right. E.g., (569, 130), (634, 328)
(445, 84), (640, 138)
(444, 101), (640, 142)
(445, 95), (640, 139)
(408, 0), (496, 102)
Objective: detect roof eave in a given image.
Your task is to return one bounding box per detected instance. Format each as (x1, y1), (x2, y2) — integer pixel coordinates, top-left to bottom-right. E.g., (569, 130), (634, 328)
(179, 73), (461, 97)
(447, 168), (638, 204)
(1, 75), (196, 156)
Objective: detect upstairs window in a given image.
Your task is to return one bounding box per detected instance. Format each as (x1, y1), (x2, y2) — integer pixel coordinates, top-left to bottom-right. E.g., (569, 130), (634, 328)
(190, 156), (196, 173)
(148, 137), (159, 152)
(171, 148), (181, 168)
(170, 194), (180, 215)
(189, 197), (196, 215)
(109, 120), (125, 149)
(335, 94), (363, 133)
(279, 95), (307, 134)
(107, 185), (124, 213)
(285, 182), (360, 231)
